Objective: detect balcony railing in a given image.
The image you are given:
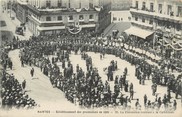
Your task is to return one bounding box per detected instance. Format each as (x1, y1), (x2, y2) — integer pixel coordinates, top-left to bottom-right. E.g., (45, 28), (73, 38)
(79, 21), (96, 25)
(40, 22), (65, 27)
(130, 7), (182, 23)
(131, 20), (153, 30)
(130, 6), (155, 12)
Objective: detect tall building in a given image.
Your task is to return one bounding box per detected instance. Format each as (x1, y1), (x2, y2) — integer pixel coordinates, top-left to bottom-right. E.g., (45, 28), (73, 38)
(111, 0), (132, 11)
(125, 0), (182, 42)
(15, 0), (111, 36)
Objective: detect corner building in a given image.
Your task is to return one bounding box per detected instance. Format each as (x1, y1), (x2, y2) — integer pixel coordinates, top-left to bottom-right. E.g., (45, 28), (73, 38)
(16, 0), (111, 36)
(126, 0), (182, 42)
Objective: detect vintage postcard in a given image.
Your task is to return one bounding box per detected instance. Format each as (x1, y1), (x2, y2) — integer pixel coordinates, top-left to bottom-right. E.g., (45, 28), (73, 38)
(0, 0), (182, 117)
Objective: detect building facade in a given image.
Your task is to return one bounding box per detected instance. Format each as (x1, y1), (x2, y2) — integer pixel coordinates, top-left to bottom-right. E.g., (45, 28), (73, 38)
(16, 0), (28, 23)
(126, 0), (182, 42)
(15, 0), (111, 36)
(111, 0), (132, 11)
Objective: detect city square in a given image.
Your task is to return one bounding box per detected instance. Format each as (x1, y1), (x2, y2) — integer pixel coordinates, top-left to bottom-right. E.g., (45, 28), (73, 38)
(0, 0), (182, 117)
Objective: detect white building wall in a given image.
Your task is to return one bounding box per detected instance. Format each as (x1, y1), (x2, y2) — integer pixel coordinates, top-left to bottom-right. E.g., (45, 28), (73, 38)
(51, 0), (58, 7)
(81, 0), (89, 8)
(173, 3), (177, 16)
(132, 0), (135, 7)
(163, 1), (167, 15)
(146, 0), (150, 9)
(70, 0), (80, 8)
(93, 0), (99, 6)
(62, 0), (69, 7)
(40, 0), (46, 7)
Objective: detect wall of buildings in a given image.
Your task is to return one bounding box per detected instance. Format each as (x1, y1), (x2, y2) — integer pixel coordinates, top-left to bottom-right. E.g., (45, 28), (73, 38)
(27, 0), (101, 9)
(111, 11), (132, 22)
(130, 0), (182, 39)
(21, 0), (111, 35)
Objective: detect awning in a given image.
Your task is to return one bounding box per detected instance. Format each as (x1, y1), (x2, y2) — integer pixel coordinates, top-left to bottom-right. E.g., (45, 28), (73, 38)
(37, 24), (96, 31)
(124, 27), (154, 39)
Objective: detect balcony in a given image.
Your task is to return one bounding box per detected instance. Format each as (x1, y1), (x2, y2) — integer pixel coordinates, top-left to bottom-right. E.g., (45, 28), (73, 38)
(79, 21), (96, 25)
(27, 5), (99, 15)
(130, 7), (155, 17)
(130, 7), (182, 23)
(37, 25), (65, 31)
(155, 13), (182, 23)
(131, 20), (153, 30)
(37, 22), (96, 31)
(40, 22), (64, 27)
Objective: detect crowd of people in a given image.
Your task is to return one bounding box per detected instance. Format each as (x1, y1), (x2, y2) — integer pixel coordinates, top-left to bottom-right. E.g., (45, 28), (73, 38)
(0, 50), (37, 109)
(1, 71), (37, 109)
(13, 29), (181, 110)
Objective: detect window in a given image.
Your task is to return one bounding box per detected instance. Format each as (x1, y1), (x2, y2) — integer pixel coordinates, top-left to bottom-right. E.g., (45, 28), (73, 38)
(79, 1), (81, 8)
(178, 6), (182, 17)
(79, 15), (84, 20)
(58, 0), (62, 7)
(142, 18), (145, 23)
(46, 16), (51, 21)
(150, 3), (154, 11)
(135, 1), (138, 9)
(135, 17), (138, 21)
(167, 5), (172, 15)
(46, 0), (51, 8)
(142, 2), (146, 10)
(158, 4), (162, 14)
(57, 16), (62, 20)
(68, 0), (71, 8)
(68, 15), (73, 20)
(89, 0), (93, 8)
(89, 14), (93, 19)
(128, 17), (131, 21)
(149, 20), (153, 25)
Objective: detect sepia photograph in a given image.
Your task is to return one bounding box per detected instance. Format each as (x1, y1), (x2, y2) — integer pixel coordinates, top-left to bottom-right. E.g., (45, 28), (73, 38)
(0, 0), (182, 117)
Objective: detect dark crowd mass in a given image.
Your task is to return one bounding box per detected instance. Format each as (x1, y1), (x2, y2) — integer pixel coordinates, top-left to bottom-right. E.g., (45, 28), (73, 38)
(1, 50), (37, 109)
(1, 29), (181, 111)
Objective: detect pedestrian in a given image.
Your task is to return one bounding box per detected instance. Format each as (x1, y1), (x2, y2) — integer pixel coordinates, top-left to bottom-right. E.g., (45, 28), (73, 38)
(173, 100), (177, 110)
(22, 80), (26, 89)
(24, 26), (26, 31)
(147, 100), (151, 108)
(30, 68), (34, 77)
(157, 97), (162, 108)
(124, 82), (128, 92)
(129, 83), (133, 92)
(167, 89), (171, 102)
(151, 83), (157, 96)
(129, 88), (134, 100)
(100, 54), (102, 60)
(9, 60), (13, 70)
(135, 99), (141, 110)
(20, 57), (24, 67)
(144, 94), (147, 106)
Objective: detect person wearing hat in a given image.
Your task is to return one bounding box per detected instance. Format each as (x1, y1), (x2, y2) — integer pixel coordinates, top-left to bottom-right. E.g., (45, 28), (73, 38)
(129, 88), (134, 100)
(173, 100), (177, 110)
(135, 99), (141, 110)
(22, 80), (26, 89)
(30, 68), (34, 78)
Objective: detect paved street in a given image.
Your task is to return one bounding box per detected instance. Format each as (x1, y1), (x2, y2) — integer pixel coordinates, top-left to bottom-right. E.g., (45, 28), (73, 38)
(0, 7), (32, 41)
